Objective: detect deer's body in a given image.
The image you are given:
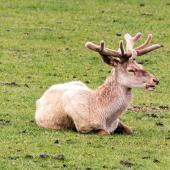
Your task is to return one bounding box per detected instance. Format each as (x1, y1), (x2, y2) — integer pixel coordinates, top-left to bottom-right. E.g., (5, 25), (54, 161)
(35, 32), (162, 135)
(35, 73), (132, 133)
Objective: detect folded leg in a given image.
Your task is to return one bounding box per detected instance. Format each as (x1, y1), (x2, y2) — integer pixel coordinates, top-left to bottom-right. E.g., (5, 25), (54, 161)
(114, 121), (133, 135)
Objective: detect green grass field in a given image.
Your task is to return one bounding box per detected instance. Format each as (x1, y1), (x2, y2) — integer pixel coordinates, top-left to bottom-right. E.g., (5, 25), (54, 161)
(0, 0), (170, 169)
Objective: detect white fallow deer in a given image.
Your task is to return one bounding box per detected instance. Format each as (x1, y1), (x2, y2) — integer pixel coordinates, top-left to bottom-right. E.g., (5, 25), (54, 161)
(35, 32), (162, 135)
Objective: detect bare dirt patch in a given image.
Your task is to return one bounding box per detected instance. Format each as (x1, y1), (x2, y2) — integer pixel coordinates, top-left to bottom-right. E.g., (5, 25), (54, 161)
(0, 81), (29, 88)
(0, 81), (20, 87)
(120, 160), (134, 167)
(0, 119), (10, 126)
(128, 105), (169, 113)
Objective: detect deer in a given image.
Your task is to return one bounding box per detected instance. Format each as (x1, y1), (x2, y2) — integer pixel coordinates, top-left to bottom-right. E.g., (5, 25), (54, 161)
(35, 32), (162, 135)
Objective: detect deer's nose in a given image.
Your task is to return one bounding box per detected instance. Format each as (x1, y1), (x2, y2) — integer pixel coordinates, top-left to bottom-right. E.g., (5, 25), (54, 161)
(153, 78), (159, 85)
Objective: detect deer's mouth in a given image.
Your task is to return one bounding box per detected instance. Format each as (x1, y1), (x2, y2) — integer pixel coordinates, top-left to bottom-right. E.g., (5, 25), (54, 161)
(146, 84), (156, 91)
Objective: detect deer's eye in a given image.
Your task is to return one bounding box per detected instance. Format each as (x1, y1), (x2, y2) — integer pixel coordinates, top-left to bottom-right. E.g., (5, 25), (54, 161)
(127, 68), (135, 73)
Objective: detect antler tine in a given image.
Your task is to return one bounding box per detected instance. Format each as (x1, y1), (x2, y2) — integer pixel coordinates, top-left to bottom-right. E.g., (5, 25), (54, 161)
(85, 41), (121, 58)
(119, 40), (125, 56)
(132, 32), (142, 42)
(124, 32), (142, 52)
(99, 41), (105, 52)
(124, 33), (132, 52)
(136, 44), (163, 56)
(136, 34), (152, 50)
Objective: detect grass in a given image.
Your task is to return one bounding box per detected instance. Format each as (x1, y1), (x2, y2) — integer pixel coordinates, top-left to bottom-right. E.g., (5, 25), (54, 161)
(0, 0), (170, 169)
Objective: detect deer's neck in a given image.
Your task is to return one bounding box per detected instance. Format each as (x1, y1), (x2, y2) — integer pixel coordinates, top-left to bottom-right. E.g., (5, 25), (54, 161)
(94, 72), (132, 120)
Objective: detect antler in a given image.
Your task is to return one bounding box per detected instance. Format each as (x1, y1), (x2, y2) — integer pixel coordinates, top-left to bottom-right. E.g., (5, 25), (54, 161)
(124, 32), (163, 57)
(124, 32), (142, 56)
(135, 33), (152, 50)
(85, 32), (163, 60)
(85, 41), (122, 58)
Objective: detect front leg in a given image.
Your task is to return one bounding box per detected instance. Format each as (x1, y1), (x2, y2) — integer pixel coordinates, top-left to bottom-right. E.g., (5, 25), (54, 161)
(114, 121), (133, 135)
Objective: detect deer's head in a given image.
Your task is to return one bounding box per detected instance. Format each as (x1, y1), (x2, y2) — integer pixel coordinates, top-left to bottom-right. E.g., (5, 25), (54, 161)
(85, 33), (162, 90)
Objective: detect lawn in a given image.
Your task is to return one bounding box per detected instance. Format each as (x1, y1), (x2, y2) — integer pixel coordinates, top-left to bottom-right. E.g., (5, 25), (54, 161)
(0, 0), (170, 169)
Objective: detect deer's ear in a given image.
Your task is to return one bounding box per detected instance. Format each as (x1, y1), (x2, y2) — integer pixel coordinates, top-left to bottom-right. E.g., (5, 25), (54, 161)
(100, 55), (120, 66)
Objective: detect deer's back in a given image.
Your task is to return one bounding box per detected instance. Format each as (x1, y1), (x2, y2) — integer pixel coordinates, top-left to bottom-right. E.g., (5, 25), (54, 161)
(35, 81), (91, 129)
